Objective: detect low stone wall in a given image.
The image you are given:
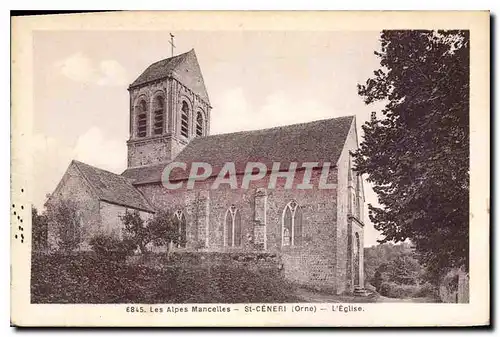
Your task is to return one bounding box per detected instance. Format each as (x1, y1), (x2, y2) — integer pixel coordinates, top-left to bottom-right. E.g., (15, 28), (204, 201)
(127, 251), (283, 274)
(439, 267), (469, 303)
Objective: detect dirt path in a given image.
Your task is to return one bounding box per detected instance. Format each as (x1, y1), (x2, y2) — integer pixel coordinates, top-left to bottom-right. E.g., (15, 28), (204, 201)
(295, 288), (437, 303)
(295, 288), (378, 303)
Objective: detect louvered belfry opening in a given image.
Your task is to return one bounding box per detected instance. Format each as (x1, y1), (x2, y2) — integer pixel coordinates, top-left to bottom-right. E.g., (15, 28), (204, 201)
(126, 50), (213, 167)
(153, 96), (165, 135)
(196, 111), (203, 137)
(181, 101), (189, 138)
(136, 100), (148, 138)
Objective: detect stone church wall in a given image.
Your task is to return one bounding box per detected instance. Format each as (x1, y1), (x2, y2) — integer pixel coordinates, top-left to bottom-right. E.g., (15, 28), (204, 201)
(261, 169), (338, 291)
(45, 164), (154, 251)
(352, 222), (364, 289)
(335, 118), (365, 294)
(137, 165), (341, 291)
(127, 68), (211, 168)
(170, 52), (210, 108)
(99, 201), (153, 240)
(127, 137), (173, 168)
(45, 164), (100, 251)
(128, 80), (176, 167)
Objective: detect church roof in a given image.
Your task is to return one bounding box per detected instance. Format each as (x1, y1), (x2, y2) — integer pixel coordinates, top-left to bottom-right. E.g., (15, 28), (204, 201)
(122, 116), (355, 185)
(73, 160), (155, 212)
(129, 49), (210, 104)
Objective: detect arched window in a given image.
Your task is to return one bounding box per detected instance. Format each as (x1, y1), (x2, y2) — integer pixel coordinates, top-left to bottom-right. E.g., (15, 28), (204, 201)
(354, 174), (360, 218)
(180, 101), (190, 138)
(224, 205), (241, 247)
(136, 99), (148, 138)
(283, 228), (291, 247)
(196, 111), (204, 137)
(153, 96), (165, 135)
(174, 210), (187, 248)
(348, 157), (361, 218)
(282, 200), (302, 246)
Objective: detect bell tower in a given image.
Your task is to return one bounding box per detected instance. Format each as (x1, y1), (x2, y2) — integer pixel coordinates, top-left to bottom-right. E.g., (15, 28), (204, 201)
(126, 49), (211, 168)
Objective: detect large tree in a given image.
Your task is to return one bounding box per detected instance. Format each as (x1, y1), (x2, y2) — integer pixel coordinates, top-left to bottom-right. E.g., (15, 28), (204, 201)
(354, 30), (469, 280)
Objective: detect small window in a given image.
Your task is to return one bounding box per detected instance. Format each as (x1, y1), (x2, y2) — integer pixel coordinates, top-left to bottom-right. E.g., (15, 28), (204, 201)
(225, 205), (242, 247)
(282, 200), (302, 246)
(234, 211), (242, 246)
(174, 210), (187, 248)
(153, 96), (165, 135)
(196, 111), (204, 137)
(181, 101), (190, 138)
(136, 100), (148, 138)
(283, 228), (291, 246)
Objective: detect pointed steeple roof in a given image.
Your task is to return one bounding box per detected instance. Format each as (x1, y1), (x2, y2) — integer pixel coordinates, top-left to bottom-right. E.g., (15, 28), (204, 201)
(129, 49), (210, 104)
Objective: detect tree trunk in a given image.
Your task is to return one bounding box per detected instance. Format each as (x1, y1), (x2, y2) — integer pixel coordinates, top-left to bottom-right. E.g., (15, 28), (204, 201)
(166, 240), (173, 261)
(138, 241), (147, 255)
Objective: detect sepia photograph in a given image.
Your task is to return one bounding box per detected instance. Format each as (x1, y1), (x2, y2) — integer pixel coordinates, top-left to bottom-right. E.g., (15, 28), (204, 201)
(10, 11), (489, 327)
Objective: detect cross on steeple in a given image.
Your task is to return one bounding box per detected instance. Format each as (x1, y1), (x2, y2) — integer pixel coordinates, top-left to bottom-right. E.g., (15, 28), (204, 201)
(169, 33), (176, 57)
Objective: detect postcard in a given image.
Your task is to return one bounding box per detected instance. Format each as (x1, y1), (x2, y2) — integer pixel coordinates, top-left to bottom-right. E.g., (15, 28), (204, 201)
(10, 11), (490, 327)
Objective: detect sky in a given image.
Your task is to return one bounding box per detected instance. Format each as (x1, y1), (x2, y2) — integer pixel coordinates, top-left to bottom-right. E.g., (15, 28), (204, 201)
(33, 30), (385, 246)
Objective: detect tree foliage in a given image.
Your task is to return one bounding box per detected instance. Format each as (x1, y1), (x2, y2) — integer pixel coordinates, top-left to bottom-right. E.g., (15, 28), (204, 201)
(365, 243), (431, 299)
(89, 233), (136, 260)
(46, 199), (82, 252)
(147, 210), (182, 257)
(120, 210), (149, 254)
(355, 30), (469, 278)
(32, 207), (48, 250)
(365, 242), (424, 286)
(120, 209), (180, 256)
(383, 253), (423, 285)
(373, 269), (383, 291)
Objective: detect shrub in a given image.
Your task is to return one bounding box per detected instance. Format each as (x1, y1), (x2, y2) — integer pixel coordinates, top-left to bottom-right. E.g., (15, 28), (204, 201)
(378, 281), (420, 298)
(372, 269), (383, 291)
(90, 234), (118, 253)
(89, 234), (135, 261)
(193, 239), (206, 251)
(414, 282), (438, 298)
(30, 252), (299, 304)
(46, 199), (82, 252)
(120, 211), (148, 253)
(364, 282), (376, 292)
(120, 238), (137, 253)
(378, 282), (392, 297)
(32, 207), (48, 251)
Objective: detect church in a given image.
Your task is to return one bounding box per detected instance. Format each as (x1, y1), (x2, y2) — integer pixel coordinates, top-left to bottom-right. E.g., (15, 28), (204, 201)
(46, 49), (366, 294)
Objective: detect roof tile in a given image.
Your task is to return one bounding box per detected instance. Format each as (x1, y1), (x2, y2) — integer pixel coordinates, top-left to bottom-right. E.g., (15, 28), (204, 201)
(122, 116), (354, 185)
(73, 160), (155, 212)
